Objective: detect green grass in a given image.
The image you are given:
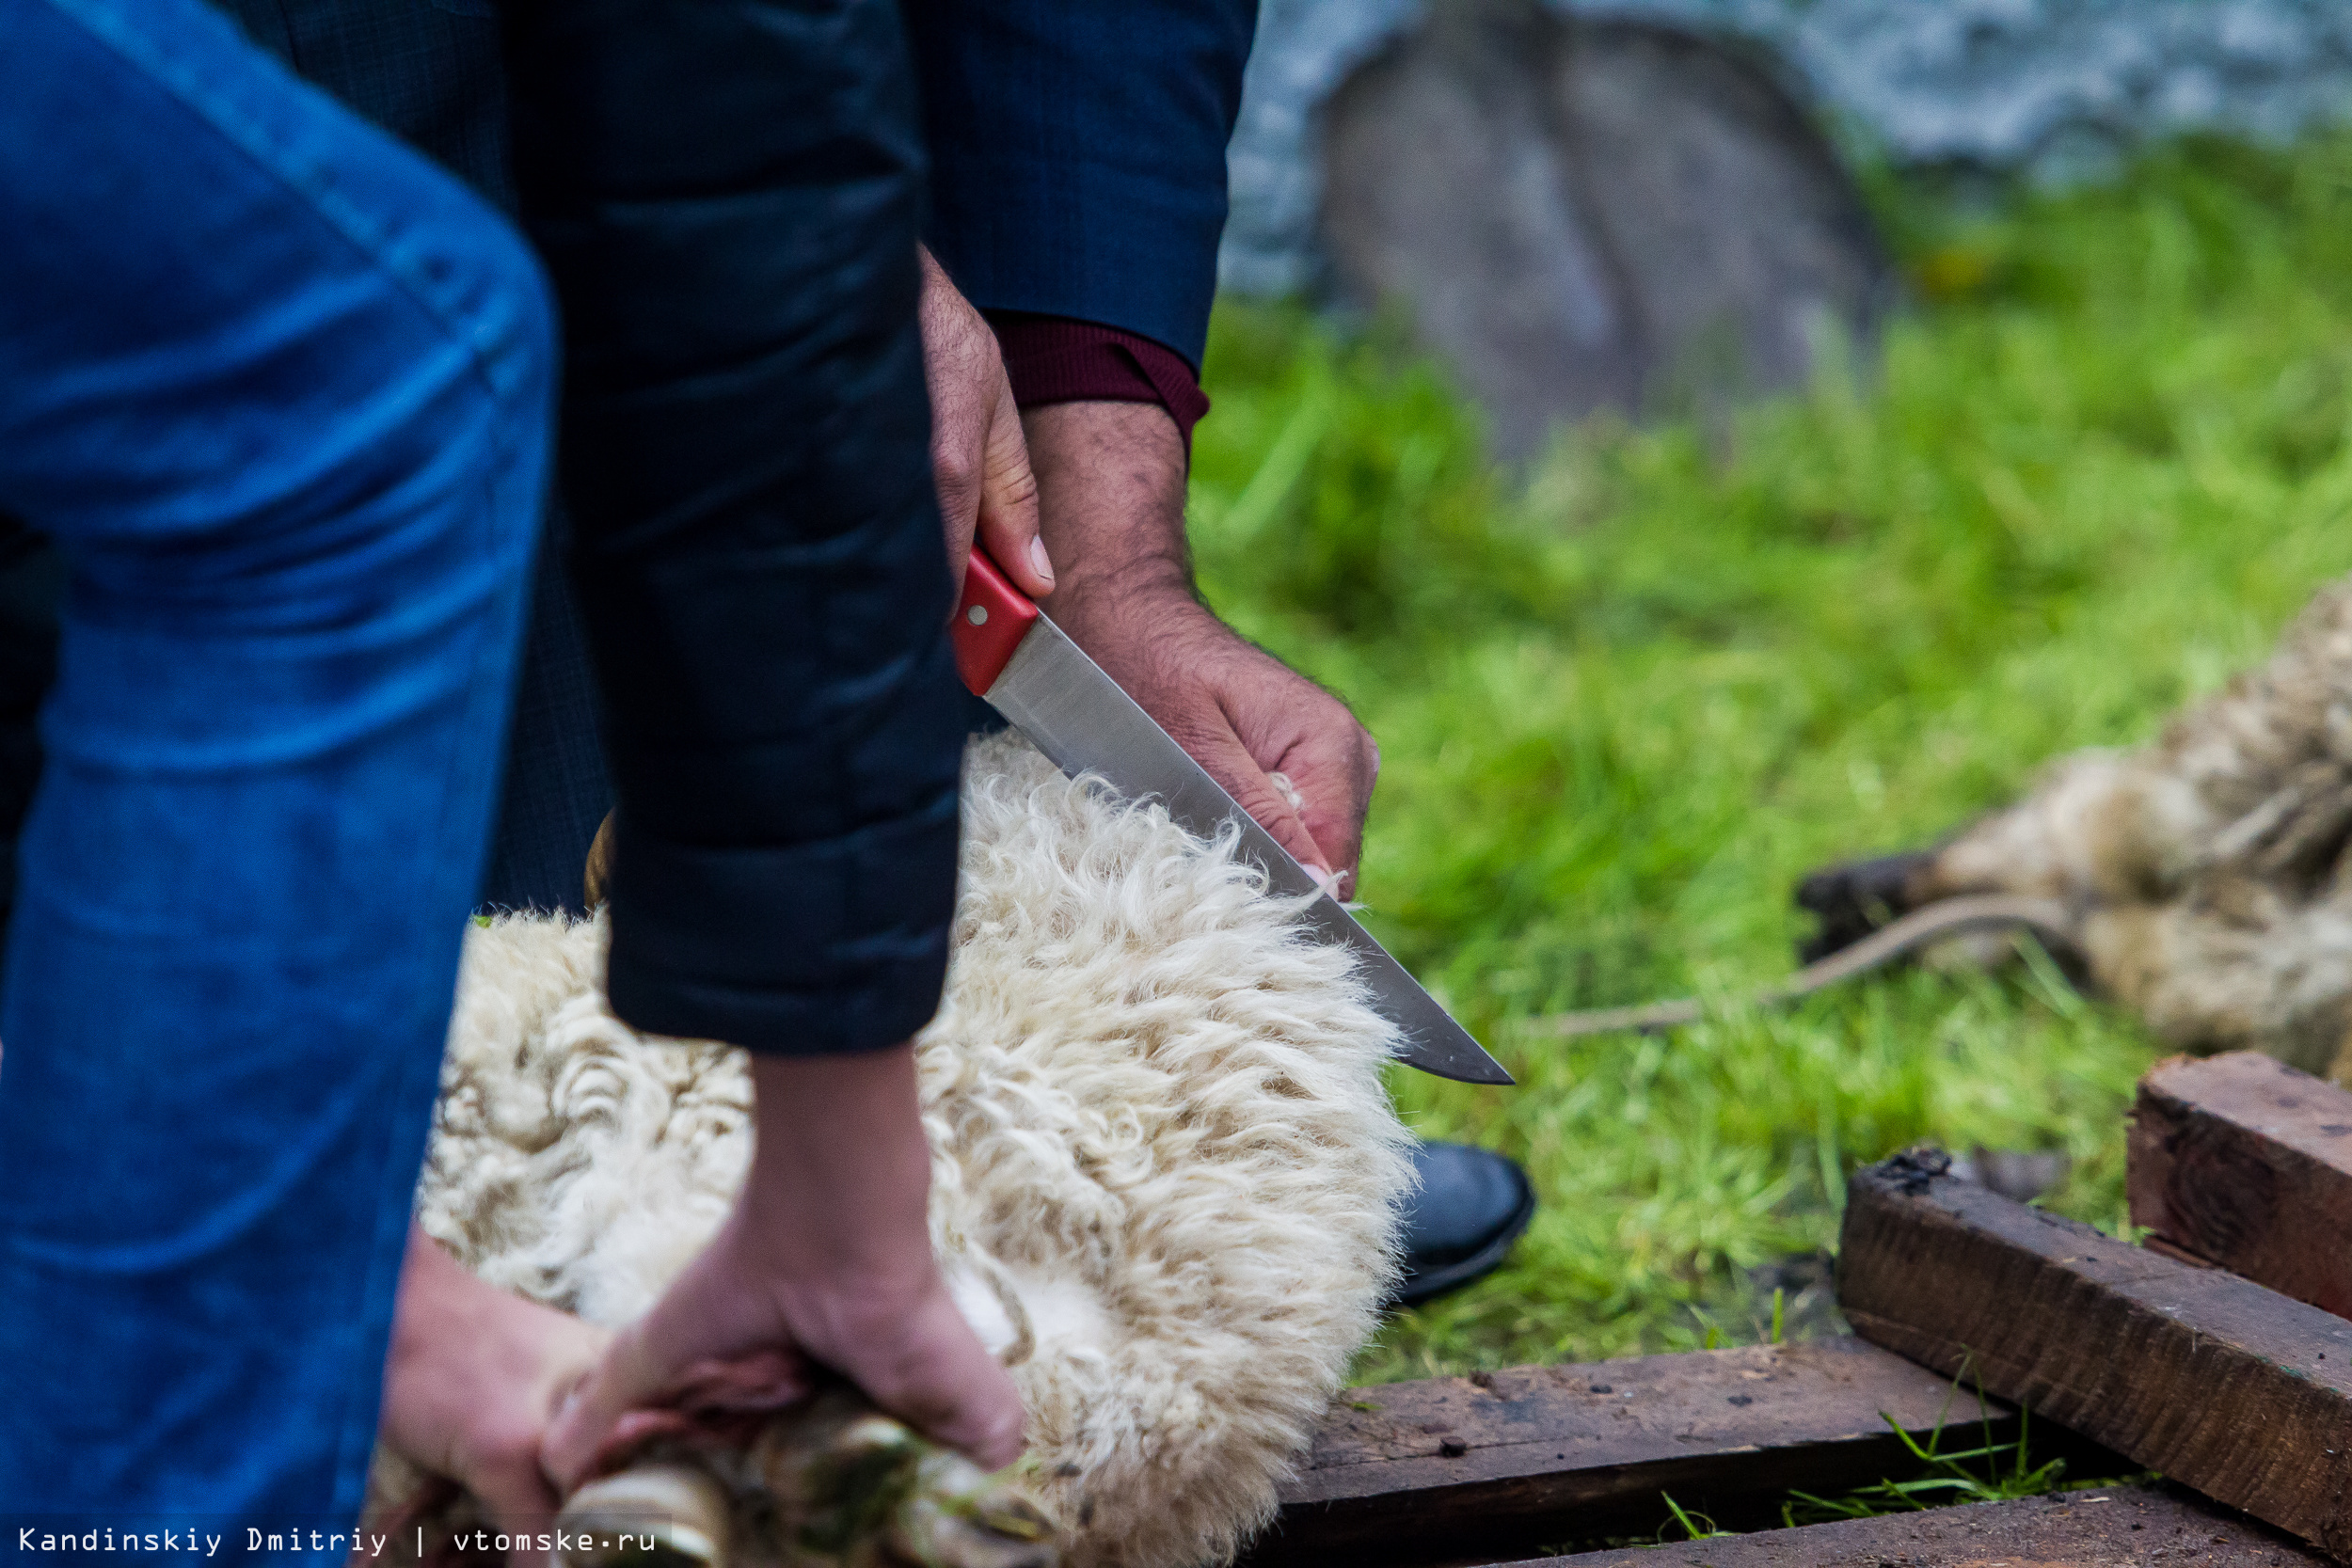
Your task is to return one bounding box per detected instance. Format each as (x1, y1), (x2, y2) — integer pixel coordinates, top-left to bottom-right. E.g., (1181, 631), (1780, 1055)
(1184, 132), (2352, 1381)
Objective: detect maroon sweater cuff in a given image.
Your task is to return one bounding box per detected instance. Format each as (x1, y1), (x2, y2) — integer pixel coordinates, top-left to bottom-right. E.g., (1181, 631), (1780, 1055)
(985, 310), (1212, 447)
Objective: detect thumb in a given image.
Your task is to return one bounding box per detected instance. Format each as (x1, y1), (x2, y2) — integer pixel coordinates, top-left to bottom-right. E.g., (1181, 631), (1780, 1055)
(830, 1286), (1027, 1472)
(1190, 726), (1340, 893)
(538, 1318), (681, 1494)
(1264, 730), (1375, 899)
(466, 1466), (561, 1541)
(971, 388), (1052, 600)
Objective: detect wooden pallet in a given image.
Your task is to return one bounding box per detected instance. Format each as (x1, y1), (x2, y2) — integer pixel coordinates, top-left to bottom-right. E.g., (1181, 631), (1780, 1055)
(1250, 1337), (2029, 1566)
(1841, 1143), (2352, 1555)
(2129, 1050), (2352, 1313)
(1530, 1485), (2318, 1566)
(1822, 1050), (2352, 1564)
(1242, 1050), (2352, 1567)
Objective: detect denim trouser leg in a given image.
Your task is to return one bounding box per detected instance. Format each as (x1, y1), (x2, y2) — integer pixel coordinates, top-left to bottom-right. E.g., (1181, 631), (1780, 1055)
(0, 0), (551, 1542)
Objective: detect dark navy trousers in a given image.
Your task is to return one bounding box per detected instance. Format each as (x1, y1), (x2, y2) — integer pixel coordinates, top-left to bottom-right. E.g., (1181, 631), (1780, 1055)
(0, 0), (550, 1544)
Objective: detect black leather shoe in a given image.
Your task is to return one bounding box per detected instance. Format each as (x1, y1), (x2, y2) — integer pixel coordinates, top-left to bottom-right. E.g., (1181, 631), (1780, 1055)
(1391, 1140), (1536, 1307)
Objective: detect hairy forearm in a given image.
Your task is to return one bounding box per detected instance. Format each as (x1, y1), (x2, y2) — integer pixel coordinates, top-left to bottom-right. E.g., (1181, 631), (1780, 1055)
(1024, 401), (1196, 619)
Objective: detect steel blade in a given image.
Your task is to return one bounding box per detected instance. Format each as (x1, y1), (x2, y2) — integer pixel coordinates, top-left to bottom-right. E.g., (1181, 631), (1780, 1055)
(982, 614), (1513, 1086)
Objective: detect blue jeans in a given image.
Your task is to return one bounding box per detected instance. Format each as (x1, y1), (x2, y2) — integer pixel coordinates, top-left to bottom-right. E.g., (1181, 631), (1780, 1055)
(0, 0), (551, 1547)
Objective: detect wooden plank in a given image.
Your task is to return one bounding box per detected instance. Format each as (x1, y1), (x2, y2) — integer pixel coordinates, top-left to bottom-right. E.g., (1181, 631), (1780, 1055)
(1511, 1482), (2325, 1566)
(1243, 1338), (2028, 1568)
(2130, 1050), (2352, 1318)
(1838, 1148), (2352, 1560)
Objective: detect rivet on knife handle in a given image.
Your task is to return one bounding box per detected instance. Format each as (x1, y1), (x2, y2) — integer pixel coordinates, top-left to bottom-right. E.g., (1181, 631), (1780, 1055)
(953, 548), (1040, 695)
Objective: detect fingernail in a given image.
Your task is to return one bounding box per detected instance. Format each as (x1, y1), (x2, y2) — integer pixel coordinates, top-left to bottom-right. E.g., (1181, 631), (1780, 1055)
(1027, 535), (1056, 584)
(1305, 862), (1340, 898)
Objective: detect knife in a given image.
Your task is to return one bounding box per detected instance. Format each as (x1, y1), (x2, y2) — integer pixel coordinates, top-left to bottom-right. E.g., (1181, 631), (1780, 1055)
(950, 548), (1514, 1087)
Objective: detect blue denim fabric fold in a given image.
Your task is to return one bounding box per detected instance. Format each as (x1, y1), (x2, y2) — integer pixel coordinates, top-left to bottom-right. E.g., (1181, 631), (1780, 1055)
(0, 0), (549, 1544)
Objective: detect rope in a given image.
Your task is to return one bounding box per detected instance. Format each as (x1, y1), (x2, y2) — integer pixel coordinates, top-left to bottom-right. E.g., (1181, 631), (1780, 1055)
(1526, 894), (2076, 1038)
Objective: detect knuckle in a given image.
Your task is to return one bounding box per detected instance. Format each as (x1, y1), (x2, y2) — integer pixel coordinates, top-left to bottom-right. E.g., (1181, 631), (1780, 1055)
(1227, 776), (1291, 824)
(933, 451), (981, 497)
(988, 464), (1041, 513)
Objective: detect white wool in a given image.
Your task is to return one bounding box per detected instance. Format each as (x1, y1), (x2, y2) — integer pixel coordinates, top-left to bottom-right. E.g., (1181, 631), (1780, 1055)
(411, 731), (1415, 1568)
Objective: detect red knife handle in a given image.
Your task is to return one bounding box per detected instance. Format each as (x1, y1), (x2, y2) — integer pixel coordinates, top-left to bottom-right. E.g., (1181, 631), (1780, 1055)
(951, 547), (1041, 695)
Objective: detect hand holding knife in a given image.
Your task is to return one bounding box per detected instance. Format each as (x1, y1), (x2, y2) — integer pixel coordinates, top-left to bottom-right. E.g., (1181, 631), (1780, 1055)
(949, 546), (1514, 1087)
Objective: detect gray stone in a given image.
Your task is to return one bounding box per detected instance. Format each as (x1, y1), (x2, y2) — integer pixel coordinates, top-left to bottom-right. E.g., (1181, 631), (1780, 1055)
(1224, 0), (2352, 299)
(1319, 2), (1892, 457)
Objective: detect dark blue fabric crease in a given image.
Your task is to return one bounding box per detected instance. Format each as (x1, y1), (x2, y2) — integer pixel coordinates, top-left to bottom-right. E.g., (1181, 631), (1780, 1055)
(504, 0), (964, 1054)
(905, 0), (1258, 369)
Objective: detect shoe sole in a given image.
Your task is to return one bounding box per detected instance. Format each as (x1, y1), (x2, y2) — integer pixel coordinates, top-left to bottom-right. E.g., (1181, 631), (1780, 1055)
(1388, 1178), (1537, 1308)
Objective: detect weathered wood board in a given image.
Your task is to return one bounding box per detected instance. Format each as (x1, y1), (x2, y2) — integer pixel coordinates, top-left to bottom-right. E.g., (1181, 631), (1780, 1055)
(1512, 1483), (2325, 1565)
(2130, 1051), (2352, 1316)
(1840, 1148), (2352, 1559)
(1245, 1338), (2028, 1568)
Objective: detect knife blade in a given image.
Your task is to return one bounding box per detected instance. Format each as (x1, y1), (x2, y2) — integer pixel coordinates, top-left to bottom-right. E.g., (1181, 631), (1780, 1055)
(951, 548), (1513, 1087)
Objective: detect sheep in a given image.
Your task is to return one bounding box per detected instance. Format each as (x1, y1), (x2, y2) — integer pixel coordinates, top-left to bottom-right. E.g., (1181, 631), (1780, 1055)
(1795, 575), (2352, 1082)
(369, 729), (1418, 1567)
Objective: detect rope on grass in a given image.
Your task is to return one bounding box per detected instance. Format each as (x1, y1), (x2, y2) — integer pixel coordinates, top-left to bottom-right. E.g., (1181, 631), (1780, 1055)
(1526, 895), (2077, 1038)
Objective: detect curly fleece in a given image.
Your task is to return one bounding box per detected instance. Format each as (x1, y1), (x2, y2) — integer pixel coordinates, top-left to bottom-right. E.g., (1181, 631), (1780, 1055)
(404, 731), (1415, 1567)
(1899, 578), (2352, 1076)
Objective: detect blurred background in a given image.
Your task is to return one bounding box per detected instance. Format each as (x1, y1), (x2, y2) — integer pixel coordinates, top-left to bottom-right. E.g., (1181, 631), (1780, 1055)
(1179, 0), (2352, 1379)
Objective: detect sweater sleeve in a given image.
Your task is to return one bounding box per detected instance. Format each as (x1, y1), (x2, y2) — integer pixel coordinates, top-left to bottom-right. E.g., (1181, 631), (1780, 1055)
(904, 0), (1259, 373)
(986, 310), (1212, 446)
(501, 0), (966, 1054)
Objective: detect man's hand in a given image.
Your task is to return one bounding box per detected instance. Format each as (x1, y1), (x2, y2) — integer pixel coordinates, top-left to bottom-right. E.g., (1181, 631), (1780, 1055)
(919, 248), (1054, 601)
(378, 1225), (610, 1536)
(542, 1047), (1025, 1491)
(1025, 401), (1379, 895)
